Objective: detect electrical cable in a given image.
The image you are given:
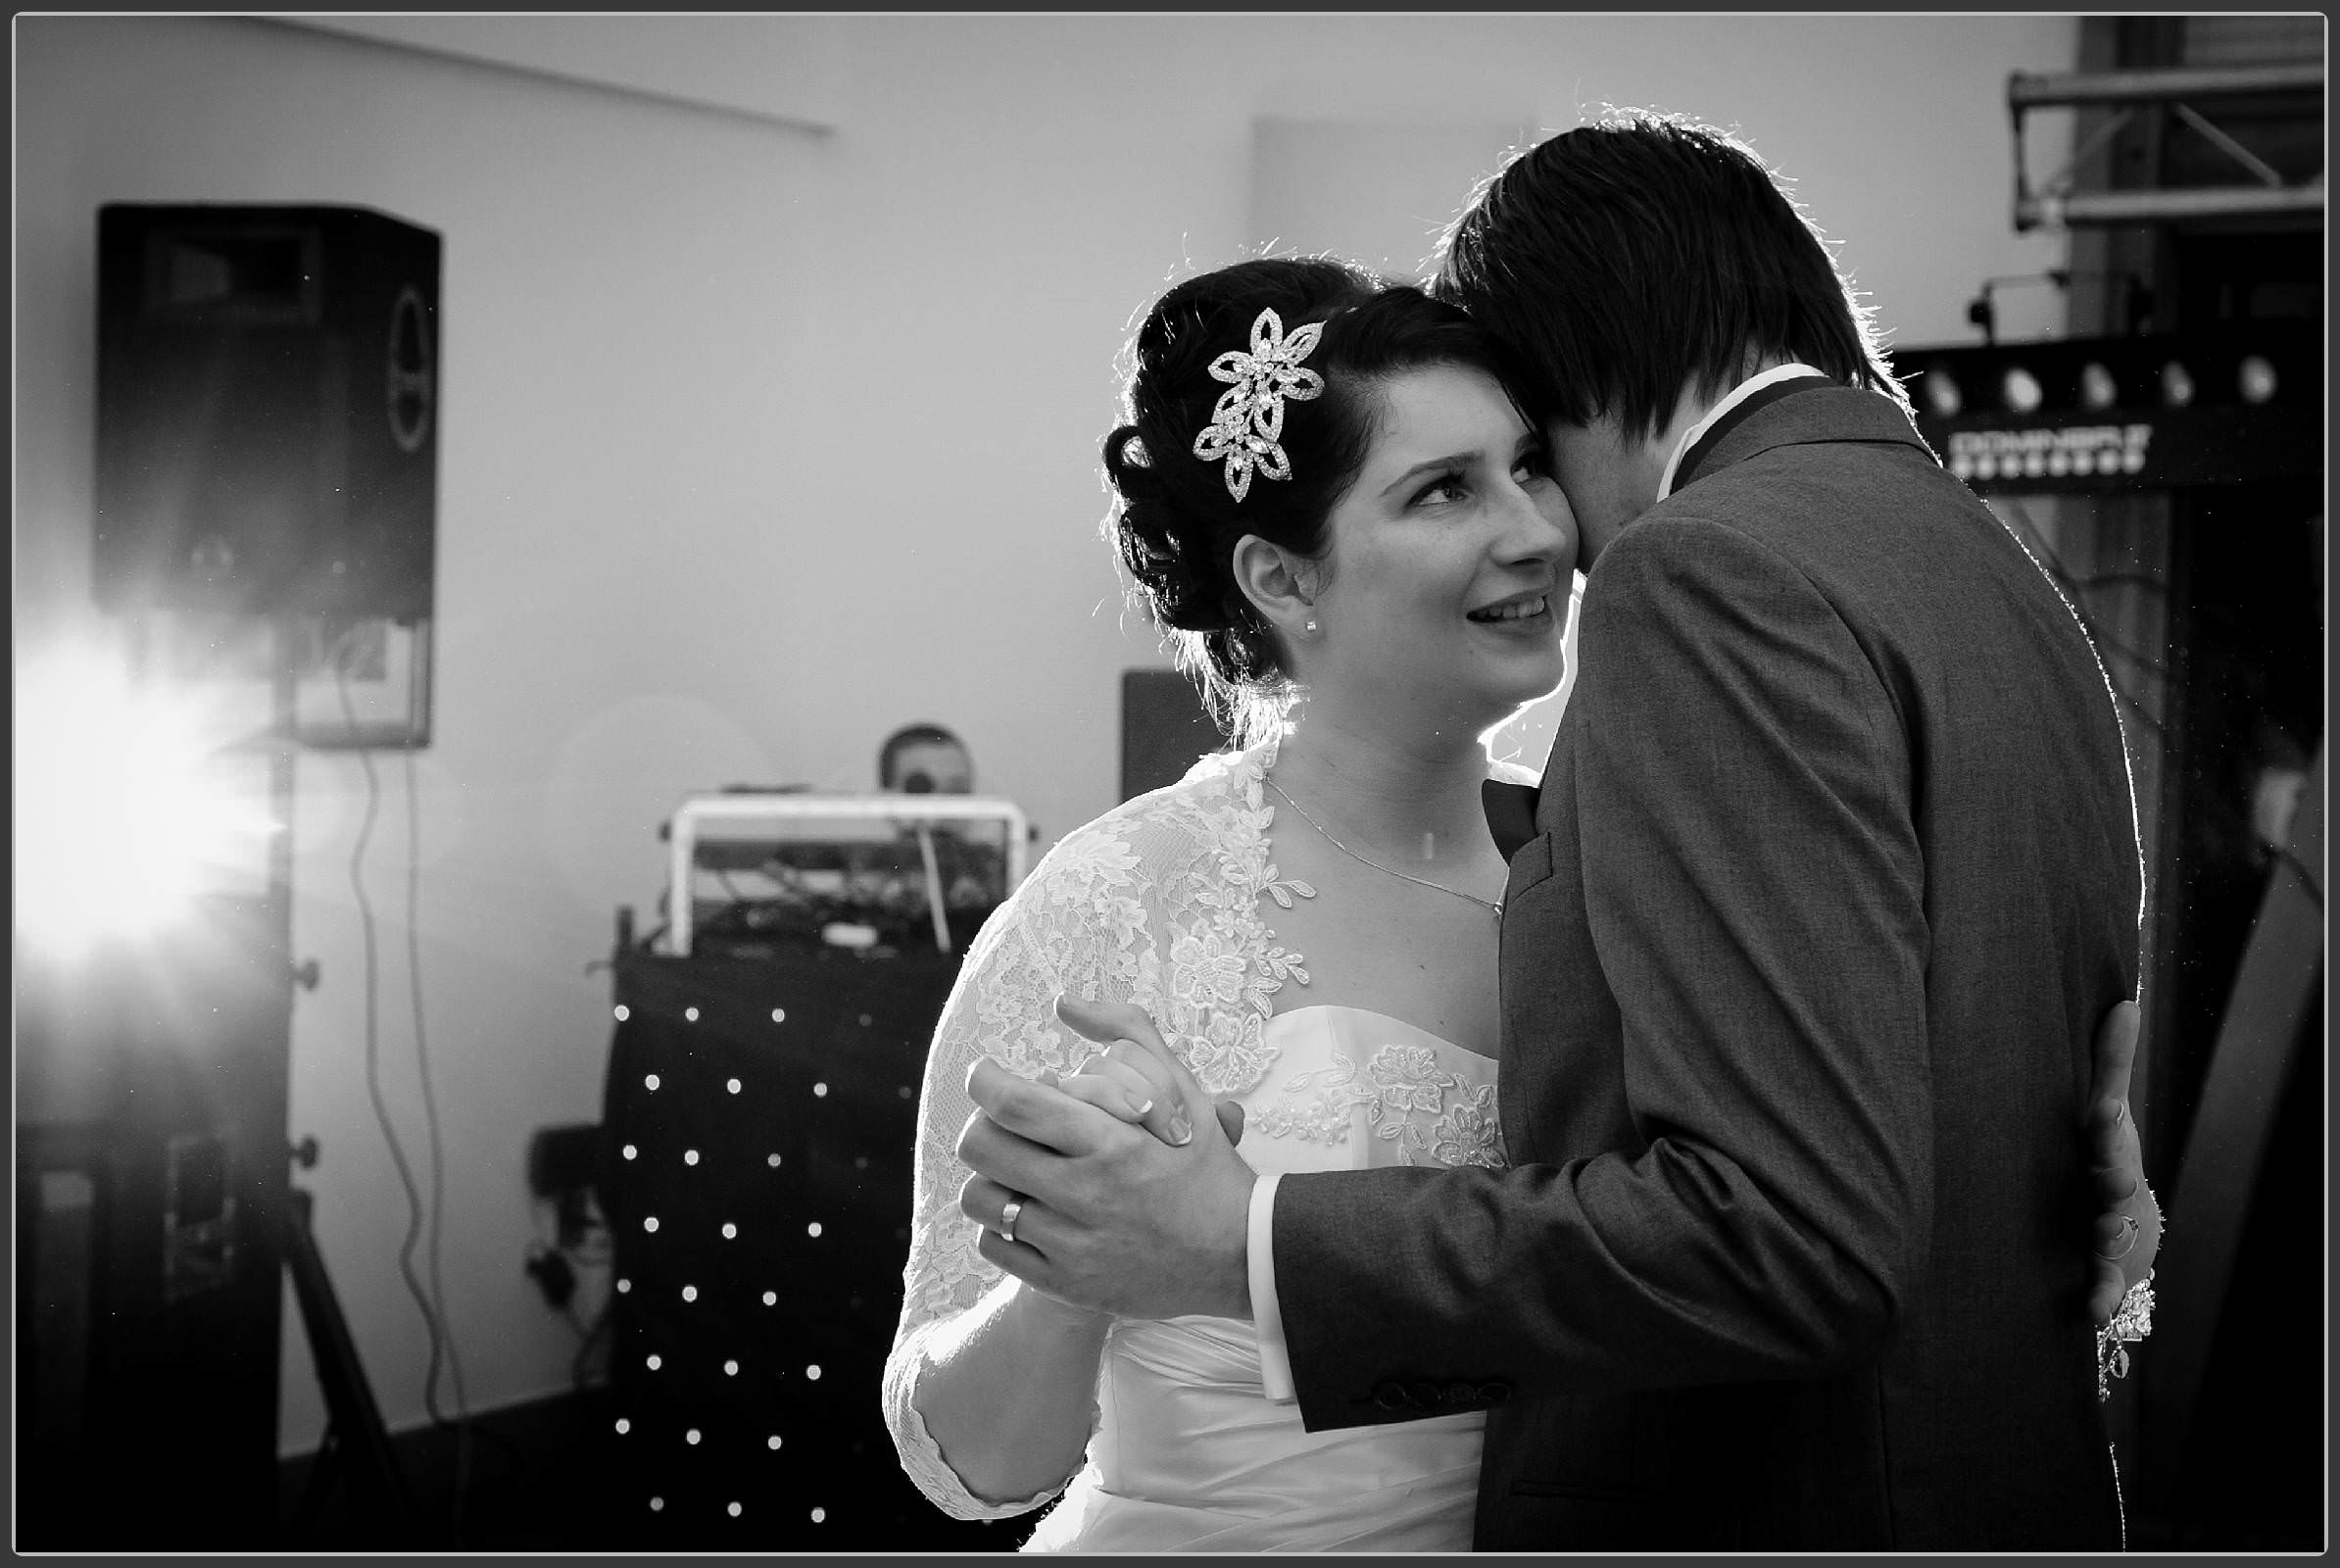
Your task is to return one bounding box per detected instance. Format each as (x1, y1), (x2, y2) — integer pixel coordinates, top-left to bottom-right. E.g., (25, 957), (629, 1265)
(568, 1296), (613, 1389)
(403, 746), (474, 1544)
(330, 650), (447, 1532)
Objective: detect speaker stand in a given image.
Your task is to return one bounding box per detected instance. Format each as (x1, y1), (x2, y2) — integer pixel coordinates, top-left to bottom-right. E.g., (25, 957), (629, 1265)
(284, 1180), (429, 1547)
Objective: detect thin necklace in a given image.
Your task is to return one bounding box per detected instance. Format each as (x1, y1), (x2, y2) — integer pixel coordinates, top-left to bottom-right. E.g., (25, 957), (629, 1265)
(1263, 776), (1502, 917)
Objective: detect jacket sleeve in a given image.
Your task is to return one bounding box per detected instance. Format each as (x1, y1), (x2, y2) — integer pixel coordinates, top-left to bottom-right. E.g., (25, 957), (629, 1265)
(1272, 514), (1934, 1426)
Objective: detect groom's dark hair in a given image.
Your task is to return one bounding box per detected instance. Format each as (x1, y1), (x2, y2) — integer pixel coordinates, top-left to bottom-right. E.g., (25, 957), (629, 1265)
(1434, 110), (1909, 440)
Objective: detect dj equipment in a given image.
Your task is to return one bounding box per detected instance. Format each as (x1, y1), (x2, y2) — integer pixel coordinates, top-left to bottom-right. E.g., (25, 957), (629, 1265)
(598, 792), (1040, 1546)
(663, 794), (1029, 959)
(94, 203), (441, 619)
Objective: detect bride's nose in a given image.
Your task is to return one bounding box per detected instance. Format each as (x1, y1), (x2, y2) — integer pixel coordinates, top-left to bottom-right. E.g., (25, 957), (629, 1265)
(1494, 477), (1578, 573)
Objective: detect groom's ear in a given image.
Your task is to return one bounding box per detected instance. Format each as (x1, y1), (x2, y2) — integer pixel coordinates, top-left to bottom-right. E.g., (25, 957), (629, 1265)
(1230, 534), (1320, 640)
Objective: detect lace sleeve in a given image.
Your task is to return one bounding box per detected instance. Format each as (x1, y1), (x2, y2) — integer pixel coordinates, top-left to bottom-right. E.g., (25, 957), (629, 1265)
(880, 822), (1158, 1520)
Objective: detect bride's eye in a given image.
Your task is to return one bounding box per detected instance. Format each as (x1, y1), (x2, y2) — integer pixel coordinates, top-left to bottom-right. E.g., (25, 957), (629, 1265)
(1513, 446), (1553, 483)
(1411, 471), (1468, 508)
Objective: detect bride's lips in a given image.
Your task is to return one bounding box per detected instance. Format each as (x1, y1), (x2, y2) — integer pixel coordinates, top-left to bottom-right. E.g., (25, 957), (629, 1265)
(1466, 589), (1554, 632)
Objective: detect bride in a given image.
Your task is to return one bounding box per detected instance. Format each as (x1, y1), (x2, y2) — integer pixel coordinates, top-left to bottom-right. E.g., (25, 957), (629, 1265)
(880, 256), (2154, 1551)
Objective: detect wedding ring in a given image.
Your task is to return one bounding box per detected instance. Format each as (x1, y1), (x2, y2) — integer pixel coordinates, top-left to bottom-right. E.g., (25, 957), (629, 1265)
(2104, 1213), (2139, 1260)
(999, 1200), (1024, 1246)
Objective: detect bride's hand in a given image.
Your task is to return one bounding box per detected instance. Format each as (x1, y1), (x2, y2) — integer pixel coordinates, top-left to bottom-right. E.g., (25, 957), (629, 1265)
(2084, 999), (2162, 1327)
(1052, 995), (1245, 1149)
(1042, 1053), (1169, 1134)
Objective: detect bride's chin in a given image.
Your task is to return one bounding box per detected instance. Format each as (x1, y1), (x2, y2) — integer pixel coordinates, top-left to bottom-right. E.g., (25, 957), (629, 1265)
(1480, 657), (1569, 712)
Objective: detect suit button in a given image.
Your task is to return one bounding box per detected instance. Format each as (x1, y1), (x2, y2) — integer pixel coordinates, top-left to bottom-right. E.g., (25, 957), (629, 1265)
(1479, 1382), (1512, 1404)
(1444, 1382), (1478, 1406)
(1374, 1381), (1410, 1410)
(1409, 1381), (1441, 1409)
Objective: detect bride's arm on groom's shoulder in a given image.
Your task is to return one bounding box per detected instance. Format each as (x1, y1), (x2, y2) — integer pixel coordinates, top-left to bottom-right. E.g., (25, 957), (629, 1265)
(880, 845), (1135, 1518)
(2084, 1000), (2162, 1326)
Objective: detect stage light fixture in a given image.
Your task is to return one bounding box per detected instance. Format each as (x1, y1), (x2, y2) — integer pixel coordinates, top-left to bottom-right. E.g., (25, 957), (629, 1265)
(2238, 355), (2278, 404)
(2079, 363), (2119, 411)
(2161, 361), (2196, 408)
(2000, 367), (2044, 416)
(17, 641), (280, 960)
(1921, 370), (1963, 418)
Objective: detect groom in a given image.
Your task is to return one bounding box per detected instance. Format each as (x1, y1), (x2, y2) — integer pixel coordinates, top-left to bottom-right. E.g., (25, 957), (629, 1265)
(959, 113), (2146, 1549)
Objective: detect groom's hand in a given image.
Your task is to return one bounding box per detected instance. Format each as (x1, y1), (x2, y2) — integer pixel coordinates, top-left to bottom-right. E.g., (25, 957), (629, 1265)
(956, 1007), (1255, 1321)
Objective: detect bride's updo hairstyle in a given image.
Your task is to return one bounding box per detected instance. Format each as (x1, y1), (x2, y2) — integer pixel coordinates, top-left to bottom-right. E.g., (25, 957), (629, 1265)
(1103, 256), (1514, 745)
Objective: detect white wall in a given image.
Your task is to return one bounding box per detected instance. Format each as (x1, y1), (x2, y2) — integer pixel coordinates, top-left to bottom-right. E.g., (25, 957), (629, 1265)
(14, 13), (2080, 1453)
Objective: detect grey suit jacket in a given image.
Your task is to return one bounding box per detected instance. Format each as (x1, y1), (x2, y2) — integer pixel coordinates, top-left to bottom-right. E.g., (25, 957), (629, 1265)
(1270, 386), (2141, 1549)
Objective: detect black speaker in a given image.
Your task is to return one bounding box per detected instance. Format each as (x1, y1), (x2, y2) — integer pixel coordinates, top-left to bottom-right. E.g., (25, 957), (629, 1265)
(94, 203), (440, 619)
(1120, 667), (1228, 802)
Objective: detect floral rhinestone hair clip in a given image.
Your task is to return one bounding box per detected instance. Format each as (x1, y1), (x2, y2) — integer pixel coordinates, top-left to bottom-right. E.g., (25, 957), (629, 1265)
(1192, 308), (1327, 502)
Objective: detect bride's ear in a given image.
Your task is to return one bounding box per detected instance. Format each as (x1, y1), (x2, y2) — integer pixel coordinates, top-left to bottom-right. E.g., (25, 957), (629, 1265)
(1230, 534), (1320, 643)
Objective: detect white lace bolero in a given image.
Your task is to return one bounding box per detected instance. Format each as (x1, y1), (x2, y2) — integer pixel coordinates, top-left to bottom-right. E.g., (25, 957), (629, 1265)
(880, 740), (1510, 1520)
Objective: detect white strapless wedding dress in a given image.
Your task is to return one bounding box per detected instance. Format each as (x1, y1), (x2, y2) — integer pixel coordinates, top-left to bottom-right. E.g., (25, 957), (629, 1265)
(1023, 1004), (1495, 1553)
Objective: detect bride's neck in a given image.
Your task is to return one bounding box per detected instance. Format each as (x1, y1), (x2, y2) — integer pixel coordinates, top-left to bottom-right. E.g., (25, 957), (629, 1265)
(1267, 699), (1496, 865)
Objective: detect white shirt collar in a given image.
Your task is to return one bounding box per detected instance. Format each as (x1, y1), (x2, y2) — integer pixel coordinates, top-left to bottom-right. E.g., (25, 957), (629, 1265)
(1655, 362), (1828, 501)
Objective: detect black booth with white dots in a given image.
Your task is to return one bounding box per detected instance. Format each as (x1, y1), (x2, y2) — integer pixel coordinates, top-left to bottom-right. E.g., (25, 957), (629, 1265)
(597, 946), (1011, 1550)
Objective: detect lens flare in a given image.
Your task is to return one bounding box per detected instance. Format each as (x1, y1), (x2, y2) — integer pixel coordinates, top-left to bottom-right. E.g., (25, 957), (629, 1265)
(16, 643), (278, 958)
